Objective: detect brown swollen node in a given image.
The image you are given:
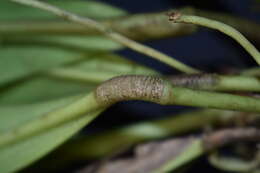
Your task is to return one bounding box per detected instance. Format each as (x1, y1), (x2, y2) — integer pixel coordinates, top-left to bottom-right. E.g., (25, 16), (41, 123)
(166, 11), (182, 22)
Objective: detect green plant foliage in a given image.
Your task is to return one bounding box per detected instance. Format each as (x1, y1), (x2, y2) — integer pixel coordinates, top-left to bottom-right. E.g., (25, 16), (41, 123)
(19, 35), (122, 50)
(0, 77), (95, 104)
(4, 0), (259, 172)
(0, 0), (126, 20)
(0, 46), (83, 86)
(0, 47), (156, 171)
(0, 51), (157, 104)
(0, 96), (103, 173)
(0, 1), (133, 172)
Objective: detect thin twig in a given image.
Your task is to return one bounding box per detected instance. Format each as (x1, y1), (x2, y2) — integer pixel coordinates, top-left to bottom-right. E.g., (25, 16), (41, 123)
(167, 12), (260, 65)
(194, 9), (260, 41)
(10, 0), (199, 73)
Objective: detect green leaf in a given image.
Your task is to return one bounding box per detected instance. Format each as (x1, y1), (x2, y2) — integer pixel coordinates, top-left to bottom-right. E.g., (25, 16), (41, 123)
(0, 46), (130, 88)
(70, 53), (158, 74)
(2, 36), (122, 51)
(0, 46), (83, 86)
(0, 50), (157, 104)
(0, 0), (126, 20)
(0, 96), (103, 173)
(23, 35), (122, 51)
(0, 77), (96, 104)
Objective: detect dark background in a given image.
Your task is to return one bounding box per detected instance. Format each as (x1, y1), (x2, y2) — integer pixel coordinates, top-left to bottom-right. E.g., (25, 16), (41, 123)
(85, 0), (260, 172)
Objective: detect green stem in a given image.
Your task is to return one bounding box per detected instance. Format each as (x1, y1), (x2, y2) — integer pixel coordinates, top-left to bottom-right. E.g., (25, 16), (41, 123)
(3, 8), (259, 42)
(2, 75), (260, 148)
(168, 73), (260, 91)
(241, 67), (260, 77)
(193, 9), (260, 42)
(49, 70), (260, 92)
(10, 0), (199, 73)
(40, 110), (241, 161)
(169, 12), (260, 65)
(0, 93), (101, 148)
(0, 10), (197, 41)
(47, 68), (157, 84)
(27, 109), (254, 172)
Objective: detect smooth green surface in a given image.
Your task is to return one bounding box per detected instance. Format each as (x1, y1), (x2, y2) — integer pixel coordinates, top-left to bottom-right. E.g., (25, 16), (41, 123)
(0, 46), (82, 86)
(0, 96), (80, 132)
(171, 86), (260, 112)
(0, 77), (95, 104)
(0, 1), (129, 171)
(0, 94), (104, 173)
(0, 92), (100, 148)
(2, 35), (122, 50)
(0, 95), (102, 173)
(218, 75), (260, 91)
(0, 52), (157, 104)
(0, 110), (101, 173)
(0, 0), (126, 20)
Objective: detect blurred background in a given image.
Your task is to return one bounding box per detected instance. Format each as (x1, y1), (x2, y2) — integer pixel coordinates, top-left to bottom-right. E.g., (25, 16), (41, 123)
(81, 0), (260, 172)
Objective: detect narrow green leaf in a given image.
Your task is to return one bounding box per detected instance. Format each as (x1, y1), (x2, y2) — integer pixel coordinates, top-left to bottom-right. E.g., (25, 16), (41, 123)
(0, 77), (96, 104)
(24, 35), (122, 50)
(0, 96), (79, 132)
(69, 53), (158, 74)
(0, 46), (83, 86)
(0, 46), (125, 87)
(1, 35), (122, 51)
(0, 96), (103, 173)
(0, 51), (157, 104)
(0, 0), (126, 20)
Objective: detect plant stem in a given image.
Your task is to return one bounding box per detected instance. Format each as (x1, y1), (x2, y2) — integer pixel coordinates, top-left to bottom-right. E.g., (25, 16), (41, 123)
(49, 70), (260, 92)
(0, 11), (197, 41)
(3, 8), (259, 42)
(0, 93), (102, 148)
(47, 68), (156, 84)
(193, 9), (260, 42)
(168, 12), (260, 65)
(241, 67), (260, 77)
(2, 75), (260, 148)
(10, 0), (199, 73)
(167, 73), (260, 91)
